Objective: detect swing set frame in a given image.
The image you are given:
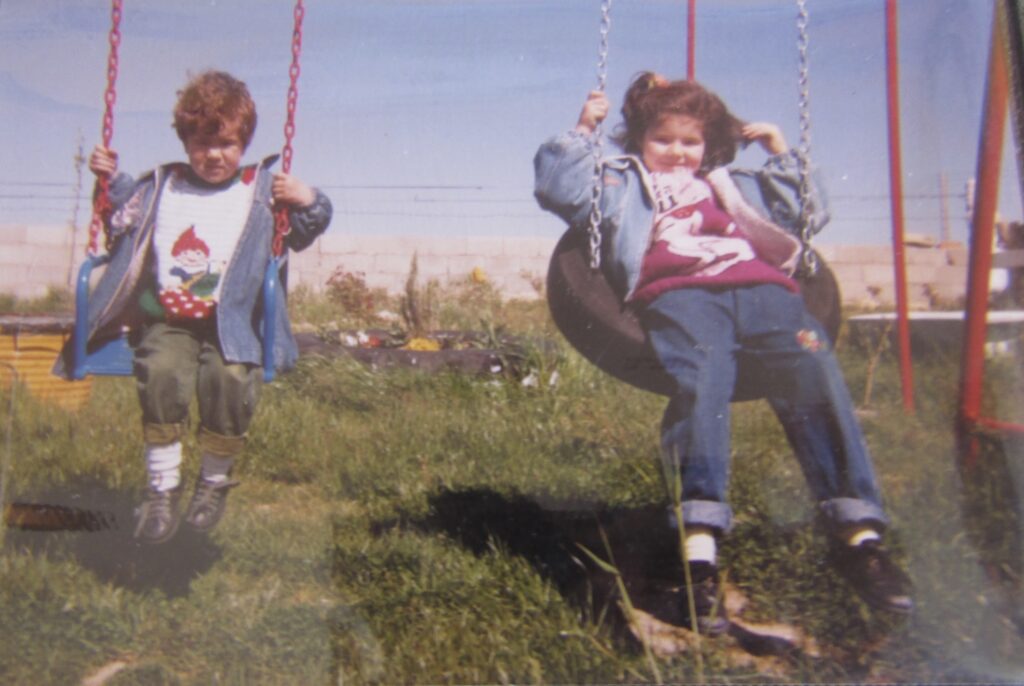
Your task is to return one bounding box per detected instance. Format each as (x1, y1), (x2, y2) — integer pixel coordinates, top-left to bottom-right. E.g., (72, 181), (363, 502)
(549, 0), (1024, 456)
(72, 0), (1023, 446)
(957, 0), (1024, 464)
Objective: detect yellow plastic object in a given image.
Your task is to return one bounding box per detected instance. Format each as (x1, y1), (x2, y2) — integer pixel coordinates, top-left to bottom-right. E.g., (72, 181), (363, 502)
(402, 337), (442, 351)
(0, 327), (92, 411)
(470, 266), (488, 284)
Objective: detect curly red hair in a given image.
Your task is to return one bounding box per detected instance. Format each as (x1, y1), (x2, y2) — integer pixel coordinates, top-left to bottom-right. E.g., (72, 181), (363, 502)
(173, 71), (257, 149)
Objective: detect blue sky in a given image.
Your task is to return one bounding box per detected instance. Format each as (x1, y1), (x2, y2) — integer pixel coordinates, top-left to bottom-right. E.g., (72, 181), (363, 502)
(0, 0), (1020, 246)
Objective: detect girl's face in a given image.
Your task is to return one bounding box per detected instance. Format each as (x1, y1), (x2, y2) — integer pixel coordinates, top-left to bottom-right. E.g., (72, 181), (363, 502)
(641, 114), (706, 173)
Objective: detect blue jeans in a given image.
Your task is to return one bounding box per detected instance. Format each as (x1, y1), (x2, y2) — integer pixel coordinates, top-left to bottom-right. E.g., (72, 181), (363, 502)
(642, 285), (888, 535)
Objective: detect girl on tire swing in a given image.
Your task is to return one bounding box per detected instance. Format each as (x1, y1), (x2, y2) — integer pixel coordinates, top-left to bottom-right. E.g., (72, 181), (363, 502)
(534, 73), (912, 634)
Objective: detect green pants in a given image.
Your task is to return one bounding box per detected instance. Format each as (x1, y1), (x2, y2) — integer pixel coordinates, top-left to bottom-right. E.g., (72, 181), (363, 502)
(134, 321), (262, 456)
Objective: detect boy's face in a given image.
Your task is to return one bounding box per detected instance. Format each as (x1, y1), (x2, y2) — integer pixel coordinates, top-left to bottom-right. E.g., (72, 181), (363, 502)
(184, 121), (245, 184)
(641, 114), (706, 173)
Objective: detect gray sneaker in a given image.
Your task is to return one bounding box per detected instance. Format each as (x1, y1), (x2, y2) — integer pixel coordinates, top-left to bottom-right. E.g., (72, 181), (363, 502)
(184, 478), (239, 533)
(133, 486), (183, 544)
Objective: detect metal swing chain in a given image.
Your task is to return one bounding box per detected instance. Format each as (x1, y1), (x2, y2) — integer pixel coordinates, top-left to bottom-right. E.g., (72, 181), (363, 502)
(86, 0), (123, 256)
(796, 0), (819, 275)
(272, 0), (306, 258)
(586, 0), (612, 271)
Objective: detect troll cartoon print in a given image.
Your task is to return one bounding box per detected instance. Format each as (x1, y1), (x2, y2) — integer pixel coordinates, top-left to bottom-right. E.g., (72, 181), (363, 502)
(160, 226), (221, 319)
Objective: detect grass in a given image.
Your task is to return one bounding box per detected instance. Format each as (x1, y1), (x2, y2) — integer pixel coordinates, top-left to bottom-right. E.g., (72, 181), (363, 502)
(2, 286), (1024, 684)
(0, 287), (73, 316)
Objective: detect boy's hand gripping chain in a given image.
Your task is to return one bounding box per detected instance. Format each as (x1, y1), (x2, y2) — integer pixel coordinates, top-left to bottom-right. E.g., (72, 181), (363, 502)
(272, 0), (305, 258)
(86, 0), (123, 256)
(586, 0), (612, 271)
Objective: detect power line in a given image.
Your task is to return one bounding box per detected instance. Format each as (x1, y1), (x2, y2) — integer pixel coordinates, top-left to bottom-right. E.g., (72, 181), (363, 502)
(0, 178), (977, 200)
(0, 191), (974, 203)
(0, 182), (77, 188)
(320, 184), (487, 191)
(829, 193), (968, 200)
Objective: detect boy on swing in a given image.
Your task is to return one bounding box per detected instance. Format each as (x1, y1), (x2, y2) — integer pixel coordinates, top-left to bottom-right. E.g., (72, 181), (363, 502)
(535, 73), (912, 632)
(70, 70), (332, 543)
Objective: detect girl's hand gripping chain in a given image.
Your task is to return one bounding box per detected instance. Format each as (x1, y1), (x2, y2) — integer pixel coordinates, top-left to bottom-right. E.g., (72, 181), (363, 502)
(741, 122), (789, 156)
(575, 90), (610, 135)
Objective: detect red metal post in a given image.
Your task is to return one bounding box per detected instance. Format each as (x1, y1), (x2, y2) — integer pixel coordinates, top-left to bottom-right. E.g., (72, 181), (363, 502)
(976, 416), (1024, 435)
(958, 2), (1010, 461)
(687, 0), (696, 80)
(884, 0), (915, 412)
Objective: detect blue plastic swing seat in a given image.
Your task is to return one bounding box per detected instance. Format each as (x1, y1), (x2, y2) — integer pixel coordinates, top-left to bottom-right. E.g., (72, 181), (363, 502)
(72, 254), (133, 380)
(260, 255), (282, 383)
(72, 254), (283, 383)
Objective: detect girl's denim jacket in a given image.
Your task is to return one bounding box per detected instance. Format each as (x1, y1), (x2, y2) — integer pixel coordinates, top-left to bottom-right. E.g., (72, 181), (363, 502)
(533, 130), (829, 300)
(57, 155), (332, 377)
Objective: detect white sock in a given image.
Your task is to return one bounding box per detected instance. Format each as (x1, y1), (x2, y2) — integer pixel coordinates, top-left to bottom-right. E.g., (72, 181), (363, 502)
(684, 527), (717, 566)
(145, 442), (182, 492)
(199, 453), (235, 484)
(846, 526), (881, 547)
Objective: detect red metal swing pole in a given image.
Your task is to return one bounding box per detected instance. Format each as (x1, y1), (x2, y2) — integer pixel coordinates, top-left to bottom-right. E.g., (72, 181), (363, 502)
(884, 0), (915, 413)
(957, 1), (1024, 462)
(687, 0), (696, 80)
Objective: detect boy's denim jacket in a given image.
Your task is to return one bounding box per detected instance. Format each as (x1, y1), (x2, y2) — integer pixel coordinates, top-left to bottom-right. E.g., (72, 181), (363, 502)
(55, 155), (332, 377)
(533, 130), (829, 300)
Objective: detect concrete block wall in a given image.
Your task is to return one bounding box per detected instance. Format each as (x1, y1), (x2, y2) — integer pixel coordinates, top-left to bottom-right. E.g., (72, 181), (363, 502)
(290, 234), (552, 300)
(815, 243), (970, 309)
(0, 224), (85, 298)
(0, 223), (978, 309)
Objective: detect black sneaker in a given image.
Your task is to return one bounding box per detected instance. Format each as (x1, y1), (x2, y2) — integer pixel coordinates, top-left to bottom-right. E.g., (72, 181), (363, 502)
(133, 486), (183, 544)
(184, 477), (239, 533)
(831, 539), (914, 613)
(680, 561), (729, 636)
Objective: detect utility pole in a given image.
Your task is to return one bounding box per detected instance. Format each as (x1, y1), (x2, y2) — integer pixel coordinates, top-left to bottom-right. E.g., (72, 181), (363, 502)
(939, 172), (951, 244)
(67, 132), (85, 291)
(966, 177), (976, 222)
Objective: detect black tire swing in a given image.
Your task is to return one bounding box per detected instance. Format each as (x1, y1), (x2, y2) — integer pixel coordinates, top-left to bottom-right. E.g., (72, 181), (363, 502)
(545, 0), (842, 398)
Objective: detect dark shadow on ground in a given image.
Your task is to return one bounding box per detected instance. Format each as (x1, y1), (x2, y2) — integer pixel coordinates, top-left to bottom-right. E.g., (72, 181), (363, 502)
(3, 477), (221, 598)
(957, 431), (1024, 633)
(421, 488), (685, 625)
(387, 487), (814, 659)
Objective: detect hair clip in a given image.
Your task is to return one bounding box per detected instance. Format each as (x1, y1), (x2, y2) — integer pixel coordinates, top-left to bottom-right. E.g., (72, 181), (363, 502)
(648, 74), (670, 89)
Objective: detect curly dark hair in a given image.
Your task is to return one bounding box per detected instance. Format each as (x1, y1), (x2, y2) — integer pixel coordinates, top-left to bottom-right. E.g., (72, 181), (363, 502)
(613, 72), (745, 174)
(172, 71), (257, 148)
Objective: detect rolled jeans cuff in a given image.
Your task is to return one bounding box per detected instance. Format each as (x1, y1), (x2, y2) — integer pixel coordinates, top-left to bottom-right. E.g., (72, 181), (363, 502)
(818, 497), (889, 534)
(143, 422), (187, 446)
(198, 426), (246, 457)
(669, 499), (733, 535)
